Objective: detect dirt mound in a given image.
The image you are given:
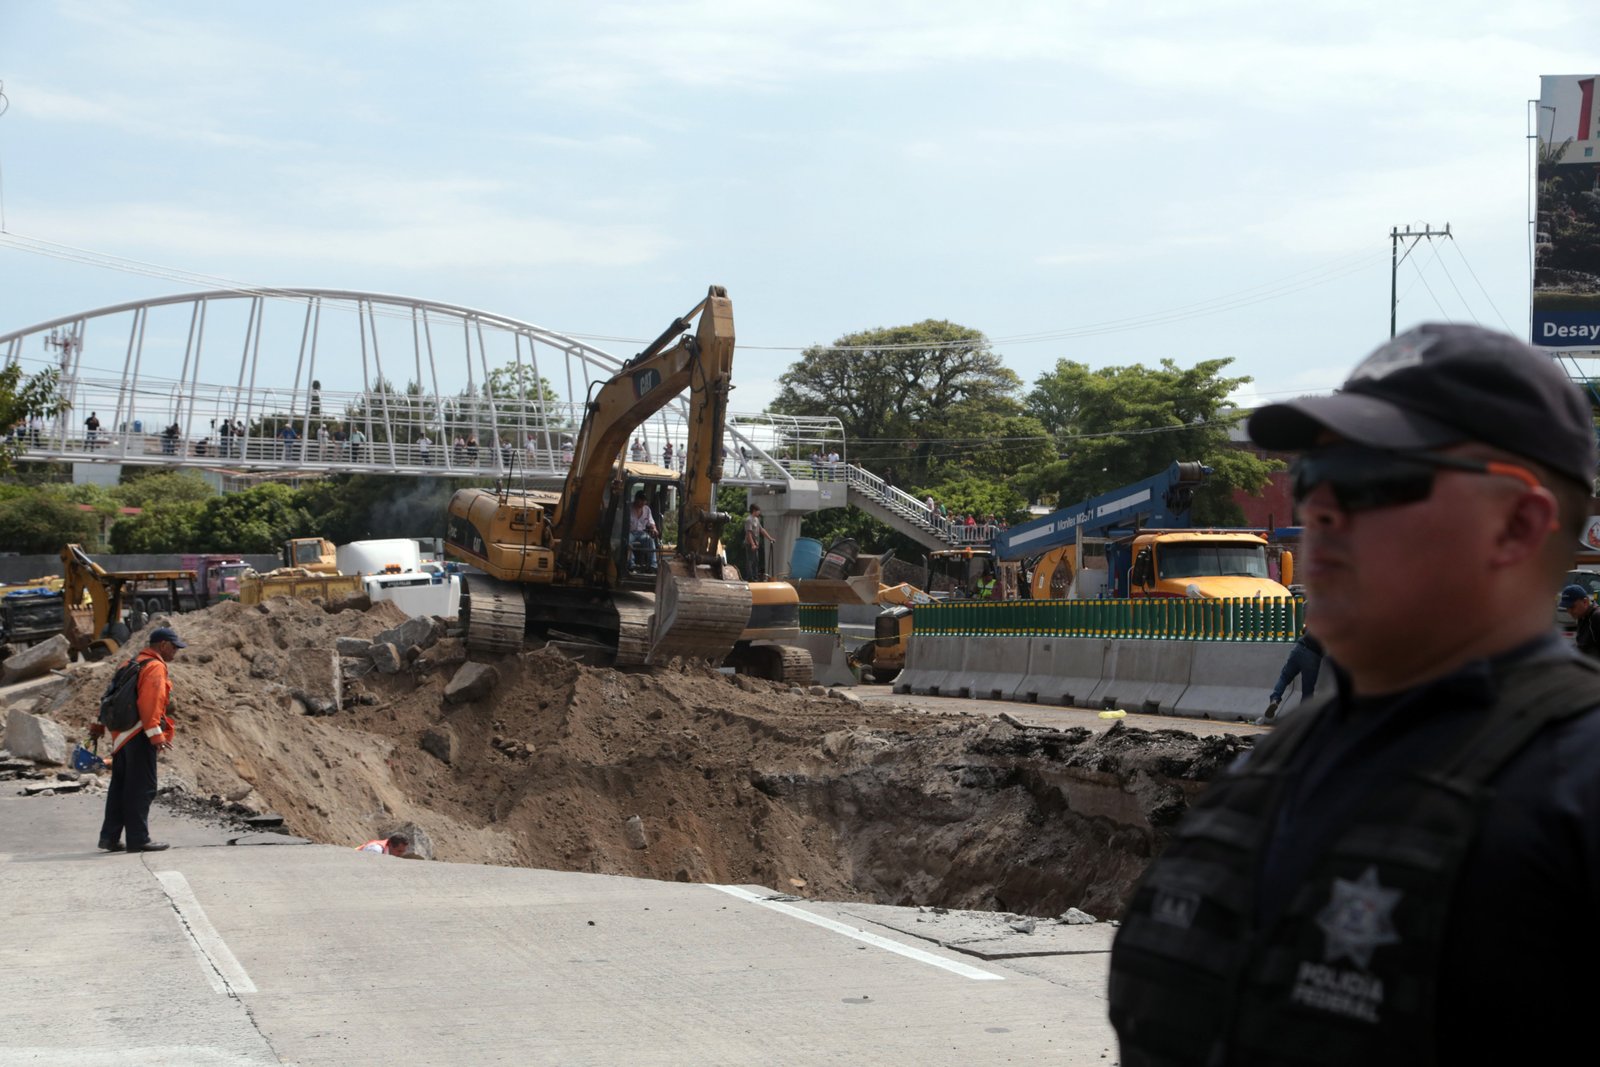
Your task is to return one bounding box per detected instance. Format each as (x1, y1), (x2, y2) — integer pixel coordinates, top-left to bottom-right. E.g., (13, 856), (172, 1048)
(32, 596), (1251, 916)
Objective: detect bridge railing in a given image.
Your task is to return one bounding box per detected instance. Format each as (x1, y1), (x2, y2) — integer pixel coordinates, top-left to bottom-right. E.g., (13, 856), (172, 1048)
(838, 463), (998, 547)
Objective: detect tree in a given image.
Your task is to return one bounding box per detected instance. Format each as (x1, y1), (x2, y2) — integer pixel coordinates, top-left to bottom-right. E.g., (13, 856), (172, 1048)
(0, 494), (100, 553)
(0, 364), (67, 476)
(109, 502), (204, 553)
(913, 473), (1028, 524)
(192, 483), (311, 553)
(480, 362), (563, 452)
(773, 321), (1032, 486)
(1024, 358), (1278, 524)
(112, 470), (216, 510)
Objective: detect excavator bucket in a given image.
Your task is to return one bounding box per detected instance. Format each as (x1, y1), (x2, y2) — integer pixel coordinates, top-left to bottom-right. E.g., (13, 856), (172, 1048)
(650, 560), (751, 666)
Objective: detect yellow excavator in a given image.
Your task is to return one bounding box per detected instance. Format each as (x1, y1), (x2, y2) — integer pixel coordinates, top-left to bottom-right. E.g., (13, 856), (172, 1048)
(444, 286), (808, 679)
(60, 544), (198, 660)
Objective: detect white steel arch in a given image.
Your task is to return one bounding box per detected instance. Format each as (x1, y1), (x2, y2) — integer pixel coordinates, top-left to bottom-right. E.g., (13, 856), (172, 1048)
(0, 288), (841, 487)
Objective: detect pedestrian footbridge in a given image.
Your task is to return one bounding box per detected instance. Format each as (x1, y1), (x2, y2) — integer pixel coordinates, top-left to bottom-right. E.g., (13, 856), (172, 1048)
(1, 289), (983, 554)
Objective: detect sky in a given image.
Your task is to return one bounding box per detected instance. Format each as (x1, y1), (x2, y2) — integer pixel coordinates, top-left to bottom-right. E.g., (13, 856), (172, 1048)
(0, 0), (1592, 418)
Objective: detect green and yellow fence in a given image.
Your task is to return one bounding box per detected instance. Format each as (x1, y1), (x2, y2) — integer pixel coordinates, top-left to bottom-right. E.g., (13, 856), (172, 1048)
(798, 603), (840, 634)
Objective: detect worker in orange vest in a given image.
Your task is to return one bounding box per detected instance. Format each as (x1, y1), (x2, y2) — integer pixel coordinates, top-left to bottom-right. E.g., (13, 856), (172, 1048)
(95, 626), (183, 853)
(357, 833), (410, 857)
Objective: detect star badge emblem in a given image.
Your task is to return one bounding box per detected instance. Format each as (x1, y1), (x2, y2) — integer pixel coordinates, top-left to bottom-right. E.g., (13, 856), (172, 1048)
(1315, 866), (1401, 969)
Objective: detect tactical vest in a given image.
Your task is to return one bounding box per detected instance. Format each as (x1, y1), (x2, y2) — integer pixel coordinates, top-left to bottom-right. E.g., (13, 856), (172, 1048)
(1108, 654), (1600, 1067)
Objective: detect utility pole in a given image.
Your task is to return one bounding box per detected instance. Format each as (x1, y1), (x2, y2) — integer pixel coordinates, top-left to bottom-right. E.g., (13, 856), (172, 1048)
(1391, 223), (1452, 337)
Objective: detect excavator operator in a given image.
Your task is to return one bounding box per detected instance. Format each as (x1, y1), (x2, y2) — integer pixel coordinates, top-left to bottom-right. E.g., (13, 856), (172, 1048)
(628, 491), (660, 573)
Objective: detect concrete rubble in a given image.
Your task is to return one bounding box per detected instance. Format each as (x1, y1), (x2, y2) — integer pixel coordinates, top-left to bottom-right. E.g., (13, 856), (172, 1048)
(0, 634), (71, 685)
(420, 725), (456, 764)
(444, 661), (499, 704)
(5, 707), (68, 765)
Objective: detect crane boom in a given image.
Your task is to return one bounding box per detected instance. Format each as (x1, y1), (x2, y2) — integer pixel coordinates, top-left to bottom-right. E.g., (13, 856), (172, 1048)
(992, 461), (1211, 561)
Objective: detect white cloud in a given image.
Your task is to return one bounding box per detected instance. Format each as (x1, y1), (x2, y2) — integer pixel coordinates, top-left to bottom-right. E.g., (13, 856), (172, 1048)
(14, 82), (305, 151)
(19, 199), (673, 272)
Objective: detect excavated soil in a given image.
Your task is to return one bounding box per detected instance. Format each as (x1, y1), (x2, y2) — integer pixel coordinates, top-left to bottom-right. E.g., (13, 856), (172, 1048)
(26, 597), (1250, 918)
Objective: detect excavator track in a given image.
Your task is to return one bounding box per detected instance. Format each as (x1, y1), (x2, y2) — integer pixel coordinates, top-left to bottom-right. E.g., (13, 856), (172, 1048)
(612, 592), (655, 667)
(650, 570), (753, 666)
(725, 642), (814, 685)
(460, 575), (526, 656)
(776, 644), (814, 685)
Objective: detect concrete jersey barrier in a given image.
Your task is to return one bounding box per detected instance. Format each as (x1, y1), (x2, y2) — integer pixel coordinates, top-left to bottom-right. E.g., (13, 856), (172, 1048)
(896, 632), (1298, 721)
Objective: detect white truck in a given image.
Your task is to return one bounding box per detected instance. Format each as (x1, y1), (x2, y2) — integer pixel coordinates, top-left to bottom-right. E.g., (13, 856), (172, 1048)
(335, 539), (461, 619)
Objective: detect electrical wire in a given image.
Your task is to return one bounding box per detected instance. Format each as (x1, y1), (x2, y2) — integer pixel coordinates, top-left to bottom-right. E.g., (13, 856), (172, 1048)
(1407, 252), (1452, 321)
(1449, 237), (1515, 335)
(1428, 244), (1479, 325)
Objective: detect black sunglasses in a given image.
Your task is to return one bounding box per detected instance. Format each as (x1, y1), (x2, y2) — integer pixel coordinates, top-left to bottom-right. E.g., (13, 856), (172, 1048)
(1291, 446), (1542, 515)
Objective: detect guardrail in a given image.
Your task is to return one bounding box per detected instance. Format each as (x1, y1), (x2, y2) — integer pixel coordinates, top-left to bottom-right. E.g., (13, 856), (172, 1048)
(909, 597), (1306, 641)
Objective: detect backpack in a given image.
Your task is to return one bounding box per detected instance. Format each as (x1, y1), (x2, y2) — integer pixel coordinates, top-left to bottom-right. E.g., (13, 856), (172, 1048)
(98, 658), (147, 732)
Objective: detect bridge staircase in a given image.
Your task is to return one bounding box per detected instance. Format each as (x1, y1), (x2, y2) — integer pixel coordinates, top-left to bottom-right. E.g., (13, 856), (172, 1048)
(838, 464), (990, 552)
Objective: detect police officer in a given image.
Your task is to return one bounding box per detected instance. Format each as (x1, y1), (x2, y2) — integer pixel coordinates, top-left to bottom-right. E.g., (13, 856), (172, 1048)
(1108, 324), (1600, 1065)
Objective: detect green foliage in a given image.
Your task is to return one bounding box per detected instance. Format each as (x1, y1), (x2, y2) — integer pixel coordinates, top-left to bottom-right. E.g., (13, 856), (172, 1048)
(475, 364), (565, 449)
(1023, 357), (1278, 522)
(0, 365), (67, 476)
(112, 470), (216, 510)
(773, 321), (1031, 486)
(54, 482), (115, 508)
(0, 494), (100, 553)
(109, 502), (204, 553)
(192, 483), (311, 553)
(913, 474), (1028, 523)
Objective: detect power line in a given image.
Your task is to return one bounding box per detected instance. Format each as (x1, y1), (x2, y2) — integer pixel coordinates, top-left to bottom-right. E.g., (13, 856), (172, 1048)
(1407, 253), (1452, 321)
(1448, 238), (1514, 334)
(1429, 245), (1479, 325)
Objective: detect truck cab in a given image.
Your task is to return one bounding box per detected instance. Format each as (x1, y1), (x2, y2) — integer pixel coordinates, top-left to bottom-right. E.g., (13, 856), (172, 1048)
(1112, 531), (1291, 600)
(283, 538), (338, 574)
(180, 554), (250, 603)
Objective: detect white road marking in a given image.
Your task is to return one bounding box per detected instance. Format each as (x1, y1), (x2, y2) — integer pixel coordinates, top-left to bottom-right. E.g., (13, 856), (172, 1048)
(707, 885), (1004, 981)
(155, 871), (258, 995)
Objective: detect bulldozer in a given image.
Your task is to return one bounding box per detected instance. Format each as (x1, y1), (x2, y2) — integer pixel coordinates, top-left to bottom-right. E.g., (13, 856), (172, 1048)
(444, 286), (811, 681)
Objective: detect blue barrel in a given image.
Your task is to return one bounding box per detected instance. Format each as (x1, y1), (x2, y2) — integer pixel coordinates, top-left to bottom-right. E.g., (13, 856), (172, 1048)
(790, 537), (824, 580)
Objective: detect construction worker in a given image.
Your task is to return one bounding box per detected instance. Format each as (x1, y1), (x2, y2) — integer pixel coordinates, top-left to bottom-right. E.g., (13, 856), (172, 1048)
(976, 571), (996, 599)
(1560, 584), (1600, 659)
(95, 626), (183, 853)
(744, 504), (776, 580)
(357, 834), (410, 857)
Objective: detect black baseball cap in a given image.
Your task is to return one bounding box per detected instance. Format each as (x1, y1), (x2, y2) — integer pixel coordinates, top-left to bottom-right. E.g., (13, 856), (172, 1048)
(149, 626), (187, 648)
(1249, 323), (1598, 488)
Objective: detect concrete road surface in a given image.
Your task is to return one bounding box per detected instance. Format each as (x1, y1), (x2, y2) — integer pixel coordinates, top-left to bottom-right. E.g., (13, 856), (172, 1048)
(1, 793), (1119, 1066)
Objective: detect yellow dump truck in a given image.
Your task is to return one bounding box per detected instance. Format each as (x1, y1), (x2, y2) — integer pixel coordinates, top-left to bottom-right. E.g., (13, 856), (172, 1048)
(237, 568), (364, 606)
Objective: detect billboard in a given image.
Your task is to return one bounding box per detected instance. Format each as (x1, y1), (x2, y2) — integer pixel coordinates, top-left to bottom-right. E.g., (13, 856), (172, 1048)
(1534, 75), (1600, 350)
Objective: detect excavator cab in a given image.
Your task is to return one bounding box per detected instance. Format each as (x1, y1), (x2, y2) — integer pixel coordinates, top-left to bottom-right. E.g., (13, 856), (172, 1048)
(609, 468), (678, 583)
